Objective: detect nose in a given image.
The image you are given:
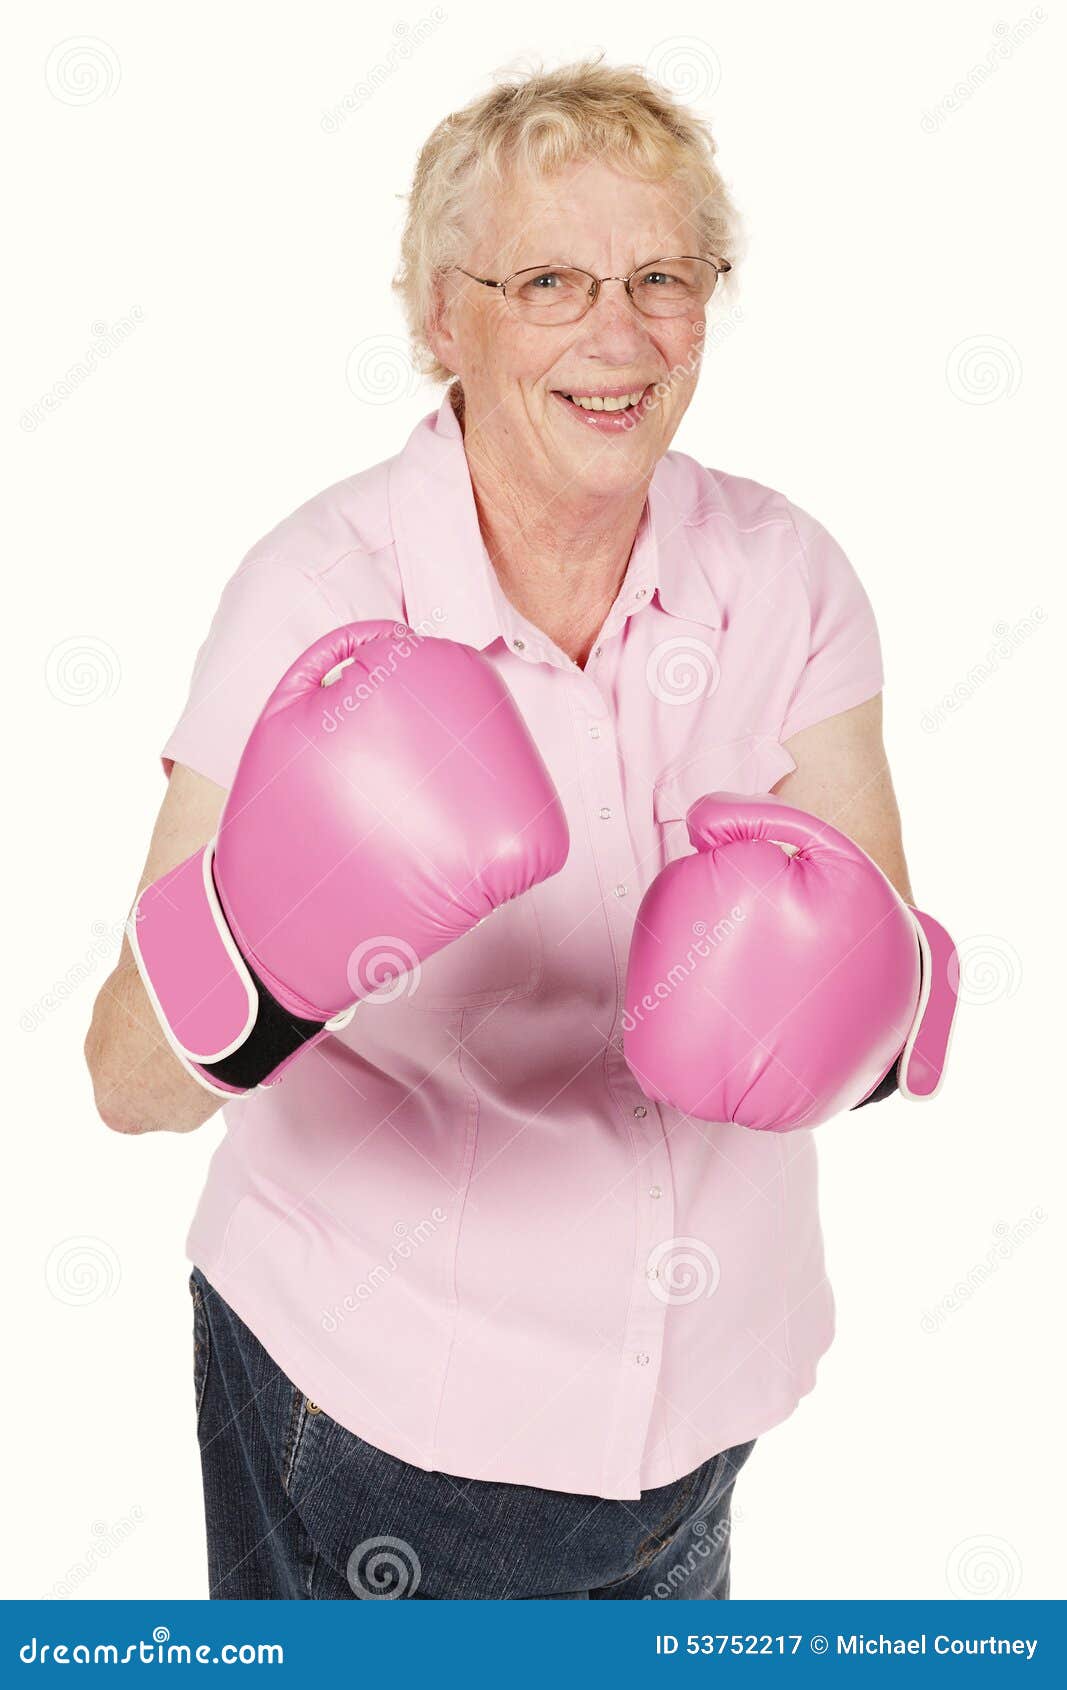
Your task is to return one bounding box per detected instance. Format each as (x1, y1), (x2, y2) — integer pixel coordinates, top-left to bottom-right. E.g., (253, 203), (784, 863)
(579, 279), (651, 358)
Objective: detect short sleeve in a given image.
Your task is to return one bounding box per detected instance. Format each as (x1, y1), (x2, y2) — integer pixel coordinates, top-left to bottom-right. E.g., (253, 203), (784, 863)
(161, 549), (345, 790)
(778, 502), (884, 743)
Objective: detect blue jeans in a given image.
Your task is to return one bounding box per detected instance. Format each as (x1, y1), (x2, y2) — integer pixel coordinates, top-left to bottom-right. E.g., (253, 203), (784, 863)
(189, 1266), (756, 1600)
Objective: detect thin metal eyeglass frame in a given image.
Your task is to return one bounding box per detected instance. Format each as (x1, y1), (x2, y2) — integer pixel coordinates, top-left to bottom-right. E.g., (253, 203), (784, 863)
(452, 255), (732, 322)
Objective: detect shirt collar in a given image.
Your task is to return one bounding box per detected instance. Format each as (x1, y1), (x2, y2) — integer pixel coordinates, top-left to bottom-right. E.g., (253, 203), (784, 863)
(387, 388), (502, 651)
(388, 388), (723, 651)
(645, 452), (726, 629)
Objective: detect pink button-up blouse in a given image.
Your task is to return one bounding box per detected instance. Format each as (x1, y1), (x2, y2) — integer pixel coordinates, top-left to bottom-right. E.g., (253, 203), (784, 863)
(162, 389), (884, 1500)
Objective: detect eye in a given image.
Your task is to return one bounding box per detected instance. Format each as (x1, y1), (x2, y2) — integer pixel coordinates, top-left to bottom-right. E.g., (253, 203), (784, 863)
(509, 268), (586, 310)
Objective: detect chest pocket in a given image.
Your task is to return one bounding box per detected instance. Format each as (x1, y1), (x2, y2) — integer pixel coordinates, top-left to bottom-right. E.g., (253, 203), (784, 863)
(652, 735), (797, 869)
(404, 894), (543, 1011)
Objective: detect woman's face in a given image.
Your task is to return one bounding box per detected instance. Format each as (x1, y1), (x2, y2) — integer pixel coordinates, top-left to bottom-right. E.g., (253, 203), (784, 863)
(431, 159), (710, 502)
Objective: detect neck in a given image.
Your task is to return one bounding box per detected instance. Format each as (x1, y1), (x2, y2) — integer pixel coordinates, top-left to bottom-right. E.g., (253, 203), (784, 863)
(458, 396), (650, 668)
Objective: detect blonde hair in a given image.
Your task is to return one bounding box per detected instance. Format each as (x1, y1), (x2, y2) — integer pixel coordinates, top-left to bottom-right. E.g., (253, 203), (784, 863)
(393, 55), (743, 384)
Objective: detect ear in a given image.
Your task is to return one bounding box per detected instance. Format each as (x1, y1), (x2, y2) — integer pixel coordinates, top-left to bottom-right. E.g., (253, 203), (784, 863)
(425, 271), (460, 376)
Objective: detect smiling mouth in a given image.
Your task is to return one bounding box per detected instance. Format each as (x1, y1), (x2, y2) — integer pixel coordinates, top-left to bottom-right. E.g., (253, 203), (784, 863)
(555, 386), (650, 413)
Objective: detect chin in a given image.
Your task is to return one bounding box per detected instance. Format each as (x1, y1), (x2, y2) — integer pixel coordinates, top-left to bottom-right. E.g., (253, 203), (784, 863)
(575, 453), (655, 497)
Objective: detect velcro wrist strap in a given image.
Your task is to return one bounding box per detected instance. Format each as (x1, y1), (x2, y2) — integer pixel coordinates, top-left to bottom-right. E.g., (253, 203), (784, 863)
(850, 904), (959, 1112)
(899, 906), (958, 1100)
(128, 843), (328, 1096)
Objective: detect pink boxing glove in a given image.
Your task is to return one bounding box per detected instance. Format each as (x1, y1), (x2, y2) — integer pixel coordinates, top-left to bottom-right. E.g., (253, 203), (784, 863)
(623, 792), (958, 1132)
(129, 622), (569, 1096)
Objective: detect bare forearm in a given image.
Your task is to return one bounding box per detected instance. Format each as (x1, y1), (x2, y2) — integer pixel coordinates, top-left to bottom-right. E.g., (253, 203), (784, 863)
(774, 695), (915, 904)
(85, 763), (229, 1135)
(84, 942), (223, 1134)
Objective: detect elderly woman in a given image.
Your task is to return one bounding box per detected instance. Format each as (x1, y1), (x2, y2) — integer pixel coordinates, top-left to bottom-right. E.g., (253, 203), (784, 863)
(86, 61), (912, 1600)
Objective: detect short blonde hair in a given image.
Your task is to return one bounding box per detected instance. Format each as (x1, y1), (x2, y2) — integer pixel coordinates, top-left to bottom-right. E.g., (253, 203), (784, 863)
(393, 55), (743, 384)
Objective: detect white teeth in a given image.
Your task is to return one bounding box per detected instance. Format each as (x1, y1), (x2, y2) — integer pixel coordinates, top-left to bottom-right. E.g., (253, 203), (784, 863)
(566, 389), (646, 412)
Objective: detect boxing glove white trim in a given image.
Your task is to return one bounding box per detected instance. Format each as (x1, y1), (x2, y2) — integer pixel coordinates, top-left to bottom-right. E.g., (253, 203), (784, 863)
(126, 928), (246, 1102)
(127, 840), (259, 1098)
(898, 906), (959, 1102)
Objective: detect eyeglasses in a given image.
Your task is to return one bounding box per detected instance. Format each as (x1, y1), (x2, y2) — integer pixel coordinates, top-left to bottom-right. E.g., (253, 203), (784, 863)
(452, 255), (731, 326)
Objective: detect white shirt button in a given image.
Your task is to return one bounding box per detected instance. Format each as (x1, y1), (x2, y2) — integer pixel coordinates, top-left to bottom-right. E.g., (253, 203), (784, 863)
(593, 644), (602, 657)
(614, 883), (628, 899)
(649, 1185), (662, 1200)
(599, 806), (612, 820)
(635, 588), (647, 600)
(635, 1352), (651, 1366)
(633, 1105), (647, 1119)
(646, 1266), (659, 1281)
(512, 638), (525, 651)
(589, 724), (601, 740)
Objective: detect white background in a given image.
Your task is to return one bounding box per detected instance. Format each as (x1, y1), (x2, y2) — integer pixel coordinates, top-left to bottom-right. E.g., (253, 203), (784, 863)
(5, 0), (1062, 1600)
